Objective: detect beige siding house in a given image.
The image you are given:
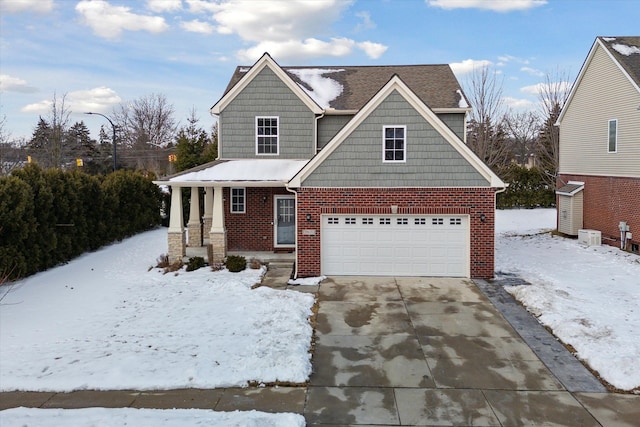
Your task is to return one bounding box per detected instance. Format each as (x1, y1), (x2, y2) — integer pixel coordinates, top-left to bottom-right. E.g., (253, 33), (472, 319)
(556, 36), (640, 252)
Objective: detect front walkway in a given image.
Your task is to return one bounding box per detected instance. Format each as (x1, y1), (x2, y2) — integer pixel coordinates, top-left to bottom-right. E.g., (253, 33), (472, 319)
(1, 270), (638, 426)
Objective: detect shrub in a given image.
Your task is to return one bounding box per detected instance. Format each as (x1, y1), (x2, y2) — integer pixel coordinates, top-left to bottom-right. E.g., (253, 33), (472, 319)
(186, 256), (206, 272)
(156, 254), (170, 268)
(497, 164), (556, 209)
(248, 257), (262, 269)
(225, 255), (247, 273)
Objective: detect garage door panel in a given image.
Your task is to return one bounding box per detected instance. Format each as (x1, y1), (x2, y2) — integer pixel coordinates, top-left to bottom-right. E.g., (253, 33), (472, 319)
(321, 215), (469, 277)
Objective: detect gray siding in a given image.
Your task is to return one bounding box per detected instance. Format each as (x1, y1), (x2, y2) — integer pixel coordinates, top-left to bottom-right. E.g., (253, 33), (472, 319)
(317, 115), (353, 150)
(302, 91), (489, 187)
(437, 113), (466, 141)
(219, 67), (316, 159)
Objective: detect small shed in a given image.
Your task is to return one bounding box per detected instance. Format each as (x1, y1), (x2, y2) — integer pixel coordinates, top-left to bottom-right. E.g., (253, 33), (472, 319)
(556, 181), (585, 236)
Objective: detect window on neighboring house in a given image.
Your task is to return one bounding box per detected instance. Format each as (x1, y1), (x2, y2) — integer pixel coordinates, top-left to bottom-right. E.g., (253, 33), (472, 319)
(256, 117), (279, 155)
(383, 126), (406, 162)
(608, 119), (617, 153)
(230, 187), (245, 213)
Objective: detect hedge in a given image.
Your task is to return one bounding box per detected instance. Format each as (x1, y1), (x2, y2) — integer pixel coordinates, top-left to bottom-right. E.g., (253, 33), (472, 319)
(1, 165), (162, 280)
(497, 164), (556, 209)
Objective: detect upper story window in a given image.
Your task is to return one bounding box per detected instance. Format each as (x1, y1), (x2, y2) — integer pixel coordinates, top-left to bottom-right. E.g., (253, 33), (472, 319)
(256, 116), (279, 155)
(383, 126), (406, 162)
(230, 187), (245, 213)
(608, 119), (617, 153)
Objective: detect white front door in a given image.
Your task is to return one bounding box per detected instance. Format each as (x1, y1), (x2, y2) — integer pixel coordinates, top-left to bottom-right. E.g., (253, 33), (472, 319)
(274, 196), (295, 247)
(321, 214), (469, 277)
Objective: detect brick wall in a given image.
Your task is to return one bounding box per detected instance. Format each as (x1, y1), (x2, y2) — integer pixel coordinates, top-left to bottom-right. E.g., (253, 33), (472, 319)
(296, 187), (498, 279)
(224, 187), (291, 251)
(558, 174), (640, 251)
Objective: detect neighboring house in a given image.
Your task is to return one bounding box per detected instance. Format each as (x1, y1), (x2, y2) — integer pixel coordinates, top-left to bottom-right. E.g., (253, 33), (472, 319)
(556, 36), (640, 253)
(155, 53), (505, 279)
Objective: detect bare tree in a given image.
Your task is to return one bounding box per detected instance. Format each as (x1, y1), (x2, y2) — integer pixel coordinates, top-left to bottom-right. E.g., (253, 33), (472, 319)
(0, 114), (21, 176)
(113, 93), (177, 173)
(535, 69), (572, 186)
(25, 93), (72, 169)
(504, 110), (540, 168)
(464, 66), (512, 172)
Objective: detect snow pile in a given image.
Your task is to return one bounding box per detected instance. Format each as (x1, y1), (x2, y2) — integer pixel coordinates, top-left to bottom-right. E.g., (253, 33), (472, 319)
(288, 68), (344, 108)
(495, 208), (640, 391)
(288, 276), (326, 286)
(0, 229), (315, 392)
(0, 407), (305, 427)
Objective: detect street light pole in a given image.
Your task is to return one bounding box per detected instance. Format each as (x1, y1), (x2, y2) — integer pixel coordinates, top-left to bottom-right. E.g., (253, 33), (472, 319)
(84, 112), (117, 172)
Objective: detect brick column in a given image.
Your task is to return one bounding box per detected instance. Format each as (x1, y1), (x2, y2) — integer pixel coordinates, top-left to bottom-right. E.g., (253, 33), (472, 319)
(187, 187), (202, 247)
(167, 186), (185, 263)
(208, 186), (226, 263)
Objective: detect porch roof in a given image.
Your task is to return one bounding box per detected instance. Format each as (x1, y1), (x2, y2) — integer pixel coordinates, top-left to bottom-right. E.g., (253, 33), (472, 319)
(156, 159), (309, 187)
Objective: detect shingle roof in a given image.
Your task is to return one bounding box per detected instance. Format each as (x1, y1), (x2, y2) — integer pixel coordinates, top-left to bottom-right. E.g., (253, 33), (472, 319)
(556, 182), (584, 196)
(599, 36), (640, 89)
(222, 63), (468, 111)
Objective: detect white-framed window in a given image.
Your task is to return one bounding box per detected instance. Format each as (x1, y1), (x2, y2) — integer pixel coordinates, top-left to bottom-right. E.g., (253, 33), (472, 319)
(256, 116), (279, 155)
(230, 187), (245, 213)
(383, 125), (406, 162)
(608, 119), (617, 153)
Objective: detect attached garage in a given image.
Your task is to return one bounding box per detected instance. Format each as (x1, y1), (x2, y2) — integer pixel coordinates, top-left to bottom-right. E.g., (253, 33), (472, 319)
(321, 214), (469, 277)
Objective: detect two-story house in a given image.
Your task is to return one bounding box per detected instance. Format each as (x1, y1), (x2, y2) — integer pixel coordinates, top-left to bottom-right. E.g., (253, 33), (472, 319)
(556, 36), (640, 253)
(156, 53), (505, 279)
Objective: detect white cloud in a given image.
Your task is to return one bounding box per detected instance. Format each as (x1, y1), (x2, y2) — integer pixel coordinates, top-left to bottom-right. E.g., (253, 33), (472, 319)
(427, 0), (547, 12)
(497, 54), (530, 65)
(503, 96), (534, 110)
(521, 66), (544, 77)
(146, 0), (182, 13)
(449, 59), (493, 76)
(21, 87), (121, 114)
(521, 81), (571, 96)
(180, 19), (213, 34)
(185, 0), (218, 14)
(354, 11), (376, 32)
(0, 74), (38, 93)
(0, 0), (54, 13)
(201, 0), (385, 62)
(75, 0), (169, 39)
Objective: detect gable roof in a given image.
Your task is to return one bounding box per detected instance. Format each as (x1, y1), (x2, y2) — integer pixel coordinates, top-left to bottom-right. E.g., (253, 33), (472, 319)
(288, 75), (504, 188)
(556, 181), (584, 196)
(210, 53), (323, 115)
(558, 36), (640, 124)
(215, 55), (470, 113)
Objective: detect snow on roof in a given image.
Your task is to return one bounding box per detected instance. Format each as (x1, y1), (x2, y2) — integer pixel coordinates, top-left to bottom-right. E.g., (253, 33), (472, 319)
(169, 159), (308, 183)
(456, 89), (469, 108)
(612, 42), (640, 56)
(287, 68), (344, 108)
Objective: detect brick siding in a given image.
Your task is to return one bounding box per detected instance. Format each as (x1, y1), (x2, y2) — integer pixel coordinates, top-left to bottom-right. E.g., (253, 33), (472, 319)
(558, 174), (640, 251)
(295, 187), (498, 279)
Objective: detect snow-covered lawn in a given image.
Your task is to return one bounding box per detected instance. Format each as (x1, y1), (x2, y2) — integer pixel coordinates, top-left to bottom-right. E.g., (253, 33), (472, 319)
(496, 208), (640, 391)
(0, 228), (315, 391)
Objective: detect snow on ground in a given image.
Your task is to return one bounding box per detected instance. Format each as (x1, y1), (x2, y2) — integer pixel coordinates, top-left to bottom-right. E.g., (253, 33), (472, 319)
(0, 407), (305, 427)
(496, 208), (640, 391)
(0, 228), (315, 392)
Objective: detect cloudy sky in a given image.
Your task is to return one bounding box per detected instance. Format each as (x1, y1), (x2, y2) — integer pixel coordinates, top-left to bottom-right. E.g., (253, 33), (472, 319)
(1, 0), (638, 141)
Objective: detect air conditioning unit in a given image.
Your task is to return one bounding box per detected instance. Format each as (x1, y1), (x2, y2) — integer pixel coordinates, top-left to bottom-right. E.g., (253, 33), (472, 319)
(578, 229), (601, 246)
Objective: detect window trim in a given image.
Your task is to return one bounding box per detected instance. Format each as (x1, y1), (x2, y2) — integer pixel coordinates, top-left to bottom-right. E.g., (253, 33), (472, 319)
(382, 125), (407, 163)
(256, 116), (279, 155)
(230, 187), (246, 214)
(608, 119), (617, 153)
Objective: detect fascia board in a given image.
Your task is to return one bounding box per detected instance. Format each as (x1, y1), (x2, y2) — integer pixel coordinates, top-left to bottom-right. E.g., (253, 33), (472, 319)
(210, 54), (323, 115)
(290, 75), (505, 188)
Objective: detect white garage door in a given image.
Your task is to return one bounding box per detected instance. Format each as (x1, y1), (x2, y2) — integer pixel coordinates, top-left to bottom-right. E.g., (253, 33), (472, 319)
(321, 215), (469, 277)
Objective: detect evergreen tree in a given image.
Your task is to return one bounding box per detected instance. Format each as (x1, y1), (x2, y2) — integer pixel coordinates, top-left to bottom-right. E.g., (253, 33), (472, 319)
(174, 111), (217, 172)
(66, 121), (97, 164)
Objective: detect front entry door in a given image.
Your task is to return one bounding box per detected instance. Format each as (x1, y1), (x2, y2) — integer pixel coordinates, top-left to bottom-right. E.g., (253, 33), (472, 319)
(275, 196), (295, 247)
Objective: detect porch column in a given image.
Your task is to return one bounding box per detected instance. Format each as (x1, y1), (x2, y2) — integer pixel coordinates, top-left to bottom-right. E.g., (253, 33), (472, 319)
(187, 187), (202, 247)
(209, 186), (226, 263)
(167, 186), (186, 263)
(203, 187), (213, 239)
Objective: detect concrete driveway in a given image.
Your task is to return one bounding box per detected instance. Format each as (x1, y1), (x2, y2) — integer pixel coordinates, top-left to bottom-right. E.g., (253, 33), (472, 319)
(304, 276), (639, 426)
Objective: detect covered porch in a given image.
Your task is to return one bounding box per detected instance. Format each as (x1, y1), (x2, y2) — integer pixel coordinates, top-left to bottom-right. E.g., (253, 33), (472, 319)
(154, 159), (307, 265)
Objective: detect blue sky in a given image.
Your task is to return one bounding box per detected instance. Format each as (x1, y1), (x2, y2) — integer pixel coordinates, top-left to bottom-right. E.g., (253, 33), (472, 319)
(1, 0), (639, 141)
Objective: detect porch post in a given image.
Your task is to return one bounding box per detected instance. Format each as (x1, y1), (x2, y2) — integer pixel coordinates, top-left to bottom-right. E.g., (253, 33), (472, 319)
(167, 186), (186, 263)
(203, 187), (213, 239)
(187, 187), (202, 247)
(209, 186), (226, 263)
